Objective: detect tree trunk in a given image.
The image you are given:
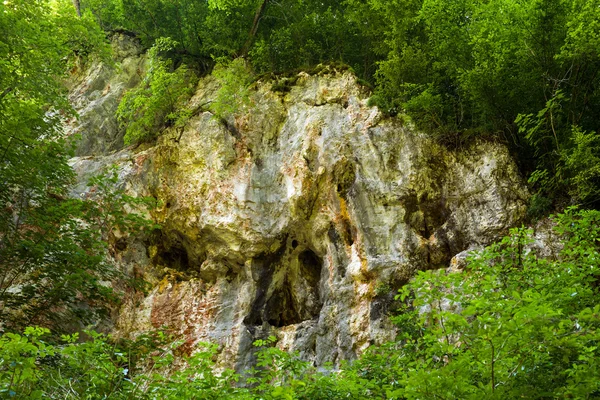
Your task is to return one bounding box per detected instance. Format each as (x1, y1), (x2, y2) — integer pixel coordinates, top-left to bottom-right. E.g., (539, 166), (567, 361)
(239, 0), (268, 58)
(72, 0), (81, 17)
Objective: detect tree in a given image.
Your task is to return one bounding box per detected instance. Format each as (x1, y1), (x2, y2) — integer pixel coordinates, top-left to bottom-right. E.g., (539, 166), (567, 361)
(0, 0), (154, 332)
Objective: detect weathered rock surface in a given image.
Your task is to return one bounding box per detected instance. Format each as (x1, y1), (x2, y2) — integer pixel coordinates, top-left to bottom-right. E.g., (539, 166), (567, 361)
(68, 47), (529, 372)
(66, 33), (146, 156)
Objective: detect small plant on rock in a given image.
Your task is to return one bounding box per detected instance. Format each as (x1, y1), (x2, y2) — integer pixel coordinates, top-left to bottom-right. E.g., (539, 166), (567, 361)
(117, 38), (198, 145)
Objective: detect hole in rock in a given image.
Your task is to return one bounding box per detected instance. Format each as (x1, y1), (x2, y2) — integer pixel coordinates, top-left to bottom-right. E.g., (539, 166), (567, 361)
(291, 239), (299, 249)
(115, 238), (128, 251)
(160, 245), (190, 270)
(244, 248), (323, 328)
(298, 250), (322, 286)
(265, 284), (301, 327)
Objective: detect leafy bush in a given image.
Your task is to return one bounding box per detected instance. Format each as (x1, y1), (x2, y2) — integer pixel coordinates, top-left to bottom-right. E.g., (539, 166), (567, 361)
(562, 127), (600, 204)
(379, 208), (600, 398)
(0, 328), (252, 399)
(0, 327), (54, 399)
(117, 37), (198, 145)
(210, 57), (253, 119)
(517, 90), (600, 207)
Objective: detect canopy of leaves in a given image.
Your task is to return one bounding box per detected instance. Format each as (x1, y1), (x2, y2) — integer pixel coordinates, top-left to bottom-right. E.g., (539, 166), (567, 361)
(0, 0), (155, 332)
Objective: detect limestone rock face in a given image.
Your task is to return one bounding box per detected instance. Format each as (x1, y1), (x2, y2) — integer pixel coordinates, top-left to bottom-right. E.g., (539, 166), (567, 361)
(66, 33), (146, 157)
(68, 55), (529, 372)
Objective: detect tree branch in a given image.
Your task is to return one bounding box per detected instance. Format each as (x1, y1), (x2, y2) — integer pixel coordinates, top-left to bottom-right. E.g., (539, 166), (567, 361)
(72, 0), (81, 17)
(239, 0), (269, 58)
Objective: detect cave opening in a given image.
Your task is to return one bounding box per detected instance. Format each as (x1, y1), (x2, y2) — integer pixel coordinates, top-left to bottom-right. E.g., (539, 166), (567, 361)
(298, 250), (322, 287)
(244, 248), (323, 328)
(159, 244), (190, 270)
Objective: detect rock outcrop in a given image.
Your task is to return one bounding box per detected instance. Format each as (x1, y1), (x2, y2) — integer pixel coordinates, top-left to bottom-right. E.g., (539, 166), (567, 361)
(66, 33), (146, 156)
(68, 41), (528, 372)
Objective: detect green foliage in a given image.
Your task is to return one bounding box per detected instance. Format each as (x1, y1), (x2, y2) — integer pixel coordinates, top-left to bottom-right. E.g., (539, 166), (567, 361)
(4, 1), (600, 396)
(80, 0), (249, 64)
(0, 164), (157, 332)
(0, 327), (53, 399)
(560, 0), (600, 60)
(85, 167), (161, 238)
(117, 37), (198, 145)
(247, 2), (376, 76)
(517, 90), (600, 206)
(0, 0), (153, 332)
(51, 0), (112, 64)
(0, 0), (108, 112)
(0, 328), (135, 399)
(355, 0), (600, 203)
(526, 192), (554, 220)
(80, 0), (380, 78)
(373, 281), (391, 297)
(210, 58), (254, 119)
(248, 336), (365, 399)
(372, 208), (600, 398)
(562, 127), (600, 203)
(139, 344), (250, 399)
(78, 0), (124, 31)
(0, 328), (253, 399)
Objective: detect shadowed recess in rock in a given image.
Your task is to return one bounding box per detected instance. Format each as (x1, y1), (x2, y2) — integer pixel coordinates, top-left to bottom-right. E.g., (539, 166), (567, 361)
(244, 246), (323, 328)
(158, 244), (190, 270)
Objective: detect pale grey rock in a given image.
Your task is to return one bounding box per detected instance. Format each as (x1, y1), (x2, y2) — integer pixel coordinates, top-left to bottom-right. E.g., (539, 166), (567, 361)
(448, 249), (472, 273)
(65, 33), (146, 156)
(529, 218), (563, 259)
(67, 56), (529, 373)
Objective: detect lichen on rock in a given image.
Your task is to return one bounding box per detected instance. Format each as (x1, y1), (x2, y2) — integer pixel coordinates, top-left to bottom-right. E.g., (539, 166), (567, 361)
(67, 40), (529, 372)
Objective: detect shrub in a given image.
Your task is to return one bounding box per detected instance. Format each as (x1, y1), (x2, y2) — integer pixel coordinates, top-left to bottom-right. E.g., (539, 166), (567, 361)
(210, 57), (253, 119)
(117, 38), (198, 145)
(384, 208), (600, 398)
(561, 126), (600, 204)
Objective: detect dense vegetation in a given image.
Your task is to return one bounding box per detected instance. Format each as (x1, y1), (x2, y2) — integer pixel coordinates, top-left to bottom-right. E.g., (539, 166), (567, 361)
(1, 0), (109, 332)
(0, 0), (157, 331)
(2, 0), (600, 398)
